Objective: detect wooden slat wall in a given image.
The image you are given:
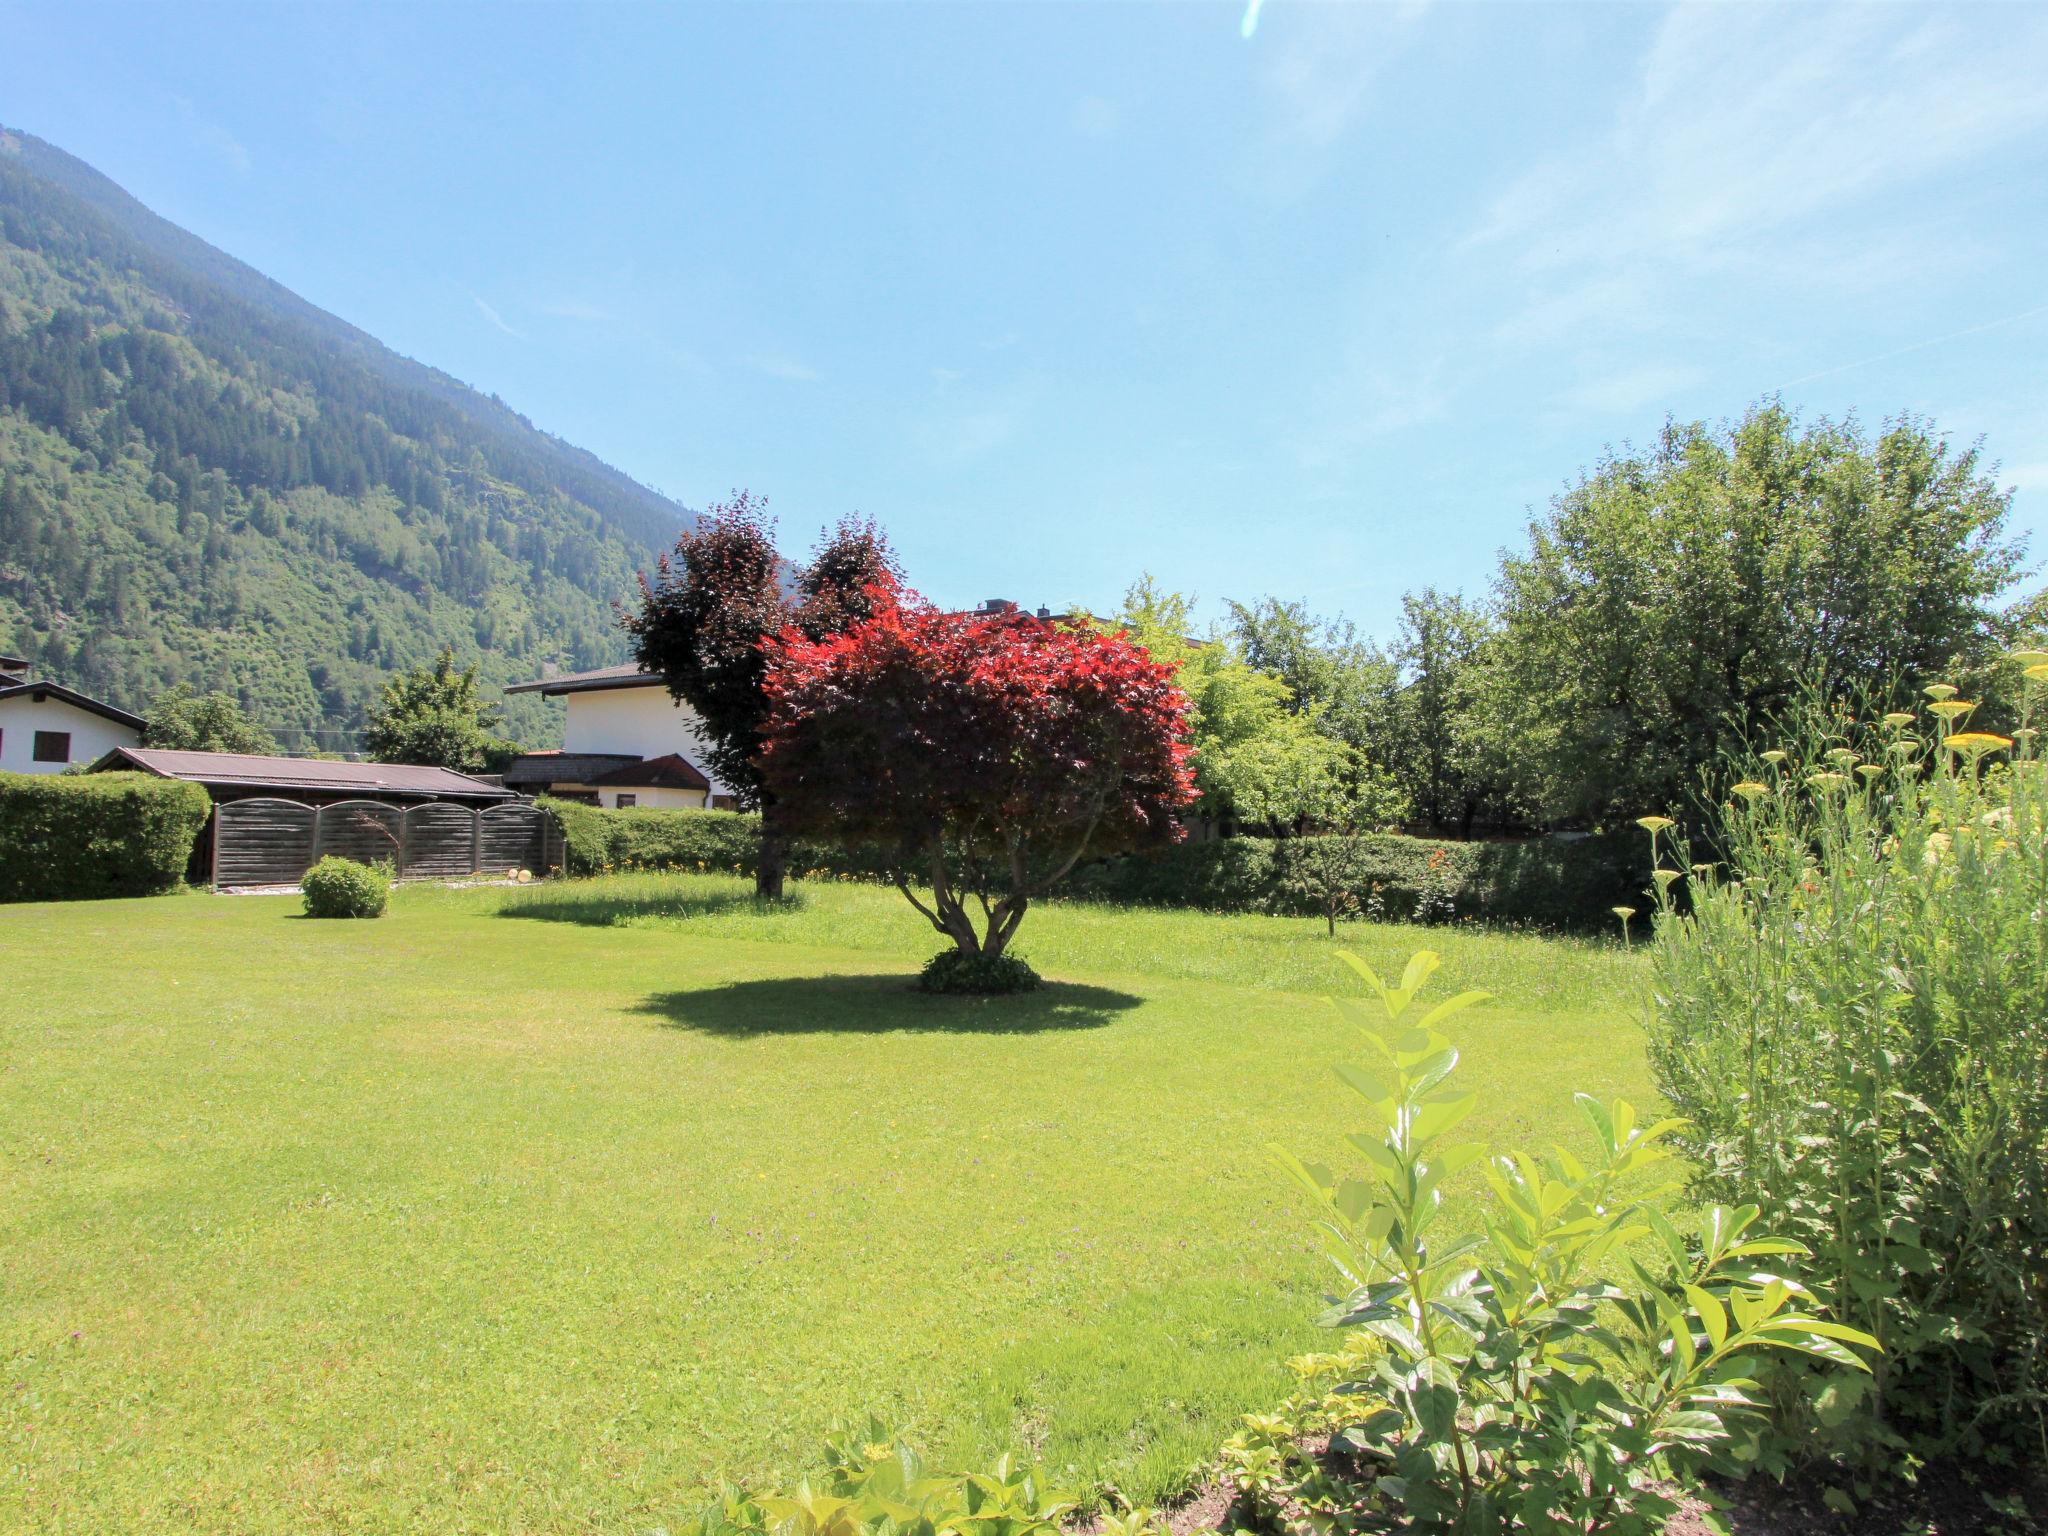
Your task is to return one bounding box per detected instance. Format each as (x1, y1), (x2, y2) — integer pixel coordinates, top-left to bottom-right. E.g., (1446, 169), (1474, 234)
(213, 799), (319, 888)
(212, 799), (560, 888)
(313, 801), (405, 871)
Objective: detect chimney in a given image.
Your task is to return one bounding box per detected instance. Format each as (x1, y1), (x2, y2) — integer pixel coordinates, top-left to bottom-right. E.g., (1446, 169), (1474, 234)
(981, 598), (1018, 615)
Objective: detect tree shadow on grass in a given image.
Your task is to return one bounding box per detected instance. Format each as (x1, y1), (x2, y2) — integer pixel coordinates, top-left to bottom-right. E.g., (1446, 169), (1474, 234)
(634, 972), (1142, 1036)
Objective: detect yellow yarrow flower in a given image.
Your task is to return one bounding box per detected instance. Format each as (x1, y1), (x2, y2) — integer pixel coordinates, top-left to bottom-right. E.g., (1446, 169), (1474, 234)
(1944, 731), (2012, 759)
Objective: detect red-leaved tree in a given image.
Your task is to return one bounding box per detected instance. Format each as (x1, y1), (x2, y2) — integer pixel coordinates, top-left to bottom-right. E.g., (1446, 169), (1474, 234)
(760, 595), (1195, 960)
(624, 492), (899, 897)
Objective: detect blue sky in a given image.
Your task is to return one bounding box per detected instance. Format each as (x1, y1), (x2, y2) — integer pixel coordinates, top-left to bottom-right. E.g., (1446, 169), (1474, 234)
(5, 1), (2046, 637)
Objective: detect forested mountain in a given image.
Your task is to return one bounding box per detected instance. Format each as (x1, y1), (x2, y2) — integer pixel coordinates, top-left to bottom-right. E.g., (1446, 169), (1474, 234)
(0, 126), (689, 749)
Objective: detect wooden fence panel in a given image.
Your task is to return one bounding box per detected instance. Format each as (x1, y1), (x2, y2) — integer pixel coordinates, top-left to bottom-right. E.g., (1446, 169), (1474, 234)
(403, 803), (478, 879)
(479, 803), (553, 875)
(212, 799), (319, 888)
(313, 800), (406, 872)
(213, 798), (561, 888)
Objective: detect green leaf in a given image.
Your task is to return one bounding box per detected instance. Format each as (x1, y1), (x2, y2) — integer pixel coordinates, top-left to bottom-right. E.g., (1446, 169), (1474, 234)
(1396, 950), (1441, 1005)
(1334, 1062), (1397, 1112)
(1411, 990), (1491, 1035)
(1685, 1284), (1728, 1349)
(1409, 1093), (1476, 1144)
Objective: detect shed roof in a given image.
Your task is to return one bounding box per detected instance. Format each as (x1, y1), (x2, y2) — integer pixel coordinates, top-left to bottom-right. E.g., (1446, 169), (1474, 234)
(504, 664), (664, 697)
(501, 751), (640, 786)
(0, 680), (145, 731)
(94, 747), (514, 800)
(583, 753), (713, 792)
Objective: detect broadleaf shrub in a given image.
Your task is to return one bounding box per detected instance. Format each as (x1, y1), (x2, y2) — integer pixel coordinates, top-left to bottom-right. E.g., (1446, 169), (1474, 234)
(301, 855), (389, 918)
(917, 949), (1041, 994)
(689, 1420), (1157, 1536)
(1247, 948), (1874, 1534)
(0, 771), (210, 902)
(1644, 680), (2048, 1468)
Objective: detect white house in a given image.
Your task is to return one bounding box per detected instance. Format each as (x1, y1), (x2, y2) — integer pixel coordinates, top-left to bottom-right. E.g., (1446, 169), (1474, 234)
(501, 664), (737, 810)
(0, 656), (145, 774)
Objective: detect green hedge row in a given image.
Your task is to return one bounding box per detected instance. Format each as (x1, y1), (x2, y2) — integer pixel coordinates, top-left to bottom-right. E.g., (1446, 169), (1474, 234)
(541, 798), (1647, 931)
(0, 772), (213, 903)
(540, 799), (897, 882)
(1063, 832), (1650, 931)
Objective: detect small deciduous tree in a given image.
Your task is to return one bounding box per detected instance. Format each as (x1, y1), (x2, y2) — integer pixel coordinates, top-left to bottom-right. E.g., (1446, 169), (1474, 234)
(363, 649), (516, 772)
(1281, 836), (1375, 936)
(624, 493), (900, 898)
(142, 685), (276, 754)
(759, 596), (1195, 967)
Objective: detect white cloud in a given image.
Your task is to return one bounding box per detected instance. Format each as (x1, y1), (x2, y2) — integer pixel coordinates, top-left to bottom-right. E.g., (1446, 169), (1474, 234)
(1071, 96), (1120, 141)
(1256, 1), (1433, 151)
(1562, 362), (1708, 418)
(1471, 5), (2048, 278)
(909, 381), (1038, 470)
(472, 296), (526, 339)
(746, 354), (822, 383)
(166, 94), (250, 176)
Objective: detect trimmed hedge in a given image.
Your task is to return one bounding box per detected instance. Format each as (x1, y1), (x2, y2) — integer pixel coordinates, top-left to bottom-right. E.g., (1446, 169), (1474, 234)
(1063, 832), (1649, 932)
(540, 798), (1646, 932)
(542, 799), (764, 877)
(0, 771), (213, 903)
(540, 799), (896, 883)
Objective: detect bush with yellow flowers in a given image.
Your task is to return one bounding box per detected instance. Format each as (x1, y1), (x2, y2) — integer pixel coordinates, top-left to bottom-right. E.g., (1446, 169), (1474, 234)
(1641, 659), (2048, 1482)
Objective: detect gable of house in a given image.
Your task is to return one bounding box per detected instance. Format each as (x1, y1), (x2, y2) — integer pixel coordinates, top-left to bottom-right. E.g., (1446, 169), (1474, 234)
(0, 682), (144, 775)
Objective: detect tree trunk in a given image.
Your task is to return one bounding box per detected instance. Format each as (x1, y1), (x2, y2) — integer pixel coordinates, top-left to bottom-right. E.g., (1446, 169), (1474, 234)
(756, 796), (787, 900)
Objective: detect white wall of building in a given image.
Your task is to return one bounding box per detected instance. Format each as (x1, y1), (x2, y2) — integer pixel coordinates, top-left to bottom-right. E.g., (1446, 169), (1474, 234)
(562, 687), (727, 789)
(0, 694), (141, 774)
(602, 786), (710, 810)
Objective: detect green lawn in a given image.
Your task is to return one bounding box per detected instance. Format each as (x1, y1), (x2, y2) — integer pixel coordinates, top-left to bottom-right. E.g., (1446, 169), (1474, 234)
(0, 875), (1648, 1534)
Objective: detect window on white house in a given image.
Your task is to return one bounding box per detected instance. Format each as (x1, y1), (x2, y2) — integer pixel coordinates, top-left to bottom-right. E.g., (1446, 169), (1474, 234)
(32, 730), (70, 763)
(614, 792), (637, 808)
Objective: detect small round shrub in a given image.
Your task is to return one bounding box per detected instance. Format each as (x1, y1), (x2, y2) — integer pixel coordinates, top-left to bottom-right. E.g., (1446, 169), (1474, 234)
(302, 856), (389, 918)
(917, 949), (1041, 994)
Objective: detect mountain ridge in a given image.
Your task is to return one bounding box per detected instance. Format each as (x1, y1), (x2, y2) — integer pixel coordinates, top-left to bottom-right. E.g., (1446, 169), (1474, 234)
(0, 125), (690, 747)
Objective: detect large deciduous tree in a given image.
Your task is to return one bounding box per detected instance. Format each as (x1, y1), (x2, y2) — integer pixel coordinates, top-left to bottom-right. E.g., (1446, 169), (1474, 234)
(1491, 404), (2025, 825)
(142, 685), (277, 755)
(759, 596), (1195, 963)
(624, 493), (899, 897)
(363, 649), (518, 772)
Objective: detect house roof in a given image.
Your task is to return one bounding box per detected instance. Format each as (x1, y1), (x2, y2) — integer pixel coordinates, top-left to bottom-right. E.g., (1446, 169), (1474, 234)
(0, 680), (145, 732)
(500, 751), (640, 786)
(583, 753), (713, 792)
(504, 663), (665, 697)
(93, 747), (514, 800)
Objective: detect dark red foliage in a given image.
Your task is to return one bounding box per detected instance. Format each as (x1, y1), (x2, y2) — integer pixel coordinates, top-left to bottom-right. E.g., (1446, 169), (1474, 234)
(760, 595), (1195, 958)
(623, 492), (902, 896)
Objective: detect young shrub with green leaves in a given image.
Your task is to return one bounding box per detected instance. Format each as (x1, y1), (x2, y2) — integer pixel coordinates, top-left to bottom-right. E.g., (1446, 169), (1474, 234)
(301, 855), (389, 918)
(1642, 670), (2048, 1474)
(1253, 950), (1873, 1535)
(686, 1421), (1160, 1536)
